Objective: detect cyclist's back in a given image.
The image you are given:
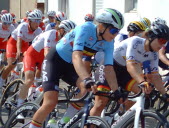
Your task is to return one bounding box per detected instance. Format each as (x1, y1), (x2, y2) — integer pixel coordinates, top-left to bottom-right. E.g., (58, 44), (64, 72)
(56, 21), (113, 64)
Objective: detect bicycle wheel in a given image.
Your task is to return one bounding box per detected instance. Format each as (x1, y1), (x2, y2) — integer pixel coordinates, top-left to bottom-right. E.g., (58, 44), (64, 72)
(163, 110), (169, 122)
(5, 102), (40, 128)
(0, 79), (23, 125)
(122, 110), (168, 128)
(70, 116), (110, 128)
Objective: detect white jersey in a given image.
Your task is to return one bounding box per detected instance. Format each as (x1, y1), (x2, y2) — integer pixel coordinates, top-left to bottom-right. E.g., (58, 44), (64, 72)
(31, 29), (59, 52)
(114, 33), (128, 43)
(45, 24), (52, 31)
(95, 36), (159, 73)
(0, 23), (15, 41)
(11, 22), (42, 42)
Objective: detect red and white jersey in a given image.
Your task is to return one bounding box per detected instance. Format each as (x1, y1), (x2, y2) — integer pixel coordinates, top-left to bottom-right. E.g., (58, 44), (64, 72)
(11, 22), (42, 42)
(31, 29), (59, 52)
(0, 23), (15, 42)
(21, 17), (27, 23)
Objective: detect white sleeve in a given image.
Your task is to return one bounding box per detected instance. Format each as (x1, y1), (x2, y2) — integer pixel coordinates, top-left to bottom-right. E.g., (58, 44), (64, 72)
(45, 24), (52, 31)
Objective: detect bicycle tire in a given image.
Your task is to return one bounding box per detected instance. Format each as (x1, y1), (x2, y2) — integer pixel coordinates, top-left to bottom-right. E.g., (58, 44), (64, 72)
(121, 110), (168, 128)
(0, 79), (23, 125)
(5, 102), (40, 128)
(163, 109), (169, 122)
(69, 116), (110, 128)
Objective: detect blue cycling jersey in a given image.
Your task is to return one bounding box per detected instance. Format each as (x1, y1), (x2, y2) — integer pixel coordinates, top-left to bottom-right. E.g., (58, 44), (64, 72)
(56, 22), (114, 65)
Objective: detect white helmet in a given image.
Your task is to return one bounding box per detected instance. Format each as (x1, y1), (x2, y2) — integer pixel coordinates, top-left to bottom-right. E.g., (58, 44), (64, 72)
(59, 20), (76, 32)
(152, 17), (166, 26)
(28, 11), (42, 20)
(34, 9), (42, 15)
(56, 11), (67, 21)
(47, 10), (56, 17)
(26, 10), (32, 17)
(95, 8), (124, 29)
(1, 13), (13, 23)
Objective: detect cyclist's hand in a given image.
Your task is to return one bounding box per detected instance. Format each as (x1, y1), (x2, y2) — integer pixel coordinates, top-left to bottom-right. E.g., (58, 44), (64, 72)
(83, 77), (97, 94)
(16, 51), (21, 59)
(139, 81), (153, 94)
(111, 89), (127, 103)
(16, 51), (23, 61)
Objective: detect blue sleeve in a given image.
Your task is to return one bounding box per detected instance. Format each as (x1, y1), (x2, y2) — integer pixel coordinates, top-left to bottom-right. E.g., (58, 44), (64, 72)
(104, 41), (114, 65)
(50, 23), (56, 28)
(73, 25), (90, 51)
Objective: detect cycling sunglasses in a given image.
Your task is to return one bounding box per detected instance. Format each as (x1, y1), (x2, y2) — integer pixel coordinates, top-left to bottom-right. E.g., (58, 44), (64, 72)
(158, 38), (167, 44)
(31, 19), (41, 23)
(109, 28), (120, 35)
(3, 22), (11, 25)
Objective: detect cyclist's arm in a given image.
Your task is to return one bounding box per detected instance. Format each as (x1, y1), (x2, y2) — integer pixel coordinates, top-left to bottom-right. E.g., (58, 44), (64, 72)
(44, 47), (50, 56)
(17, 37), (22, 55)
(72, 51), (90, 80)
(104, 65), (118, 91)
(159, 47), (169, 66)
(147, 73), (166, 94)
(126, 62), (144, 83)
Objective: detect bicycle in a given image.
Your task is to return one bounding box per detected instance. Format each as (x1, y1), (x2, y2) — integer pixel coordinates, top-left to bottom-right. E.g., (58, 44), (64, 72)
(2, 79), (78, 127)
(4, 90), (92, 128)
(89, 87), (169, 128)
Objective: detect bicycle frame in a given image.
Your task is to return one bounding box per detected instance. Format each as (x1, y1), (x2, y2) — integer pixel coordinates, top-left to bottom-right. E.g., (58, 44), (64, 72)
(110, 93), (145, 128)
(63, 92), (93, 128)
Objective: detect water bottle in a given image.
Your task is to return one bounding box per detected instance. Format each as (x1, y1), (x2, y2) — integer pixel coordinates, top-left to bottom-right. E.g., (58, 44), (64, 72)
(46, 117), (57, 128)
(27, 85), (36, 101)
(34, 85), (44, 104)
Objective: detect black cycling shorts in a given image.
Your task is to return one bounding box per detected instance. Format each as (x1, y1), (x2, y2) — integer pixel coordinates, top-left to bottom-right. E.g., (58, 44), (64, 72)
(94, 60), (133, 90)
(42, 47), (78, 92)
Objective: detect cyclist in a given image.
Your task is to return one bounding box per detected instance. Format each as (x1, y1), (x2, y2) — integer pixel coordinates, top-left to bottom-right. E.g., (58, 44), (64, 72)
(91, 23), (169, 117)
(152, 17), (166, 26)
(21, 10), (32, 23)
(140, 17), (151, 29)
(43, 10), (56, 27)
(0, 10), (8, 23)
(28, 8), (124, 128)
(0, 13), (15, 49)
(114, 21), (146, 43)
(0, 13), (15, 69)
(45, 11), (67, 31)
(11, 13), (18, 28)
(127, 21), (146, 37)
(156, 18), (169, 76)
(17, 20), (76, 107)
(84, 13), (94, 22)
(0, 11), (42, 87)
(33, 9), (45, 31)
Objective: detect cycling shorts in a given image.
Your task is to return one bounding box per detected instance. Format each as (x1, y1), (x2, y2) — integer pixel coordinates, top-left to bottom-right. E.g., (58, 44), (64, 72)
(6, 37), (29, 58)
(24, 45), (44, 72)
(42, 47), (78, 92)
(94, 61), (137, 92)
(0, 38), (7, 51)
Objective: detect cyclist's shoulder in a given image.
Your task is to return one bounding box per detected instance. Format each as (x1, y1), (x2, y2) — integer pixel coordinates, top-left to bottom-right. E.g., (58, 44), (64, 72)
(75, 22), (96, 31)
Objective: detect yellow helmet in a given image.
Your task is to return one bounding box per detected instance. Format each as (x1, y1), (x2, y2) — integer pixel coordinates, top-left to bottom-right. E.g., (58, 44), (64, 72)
(140, 17), (151, 28)
(127, 21), (146, 32)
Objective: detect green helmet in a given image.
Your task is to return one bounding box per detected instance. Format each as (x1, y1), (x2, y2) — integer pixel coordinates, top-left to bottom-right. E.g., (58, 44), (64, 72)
(95, 8), (124, 29)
